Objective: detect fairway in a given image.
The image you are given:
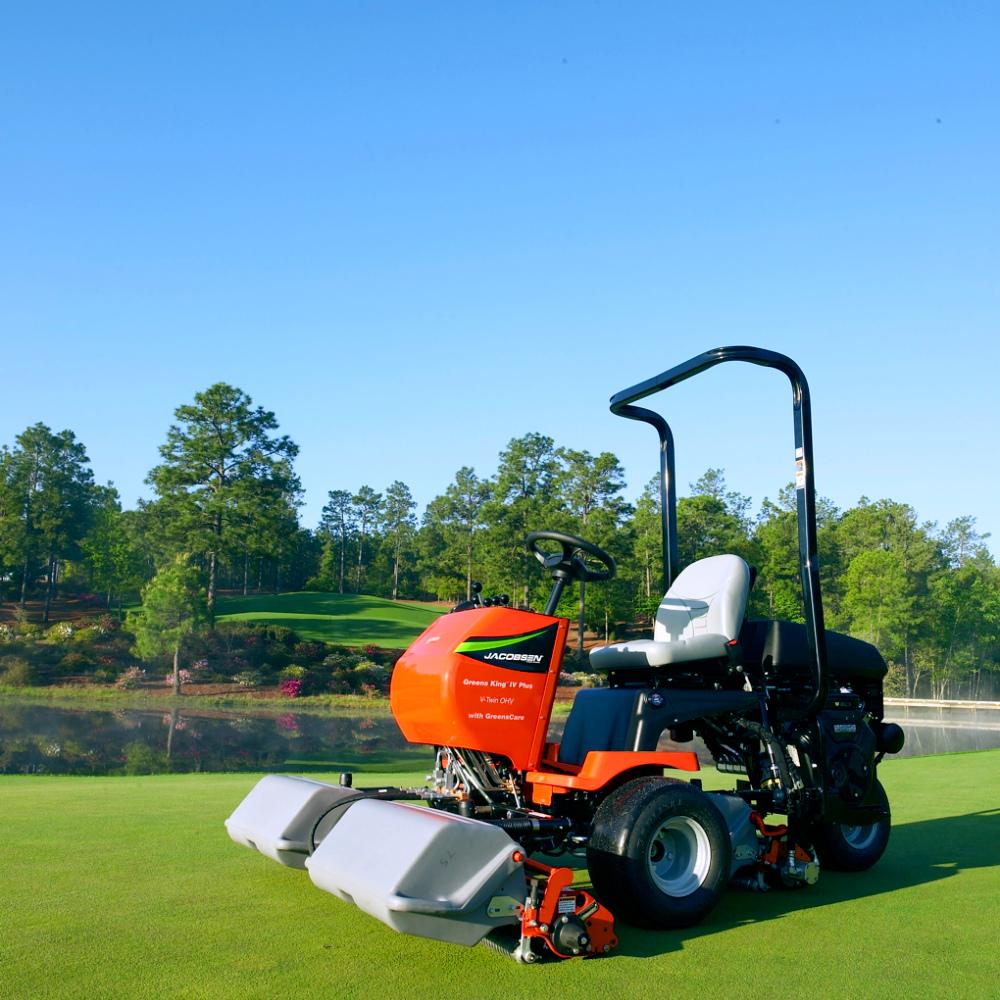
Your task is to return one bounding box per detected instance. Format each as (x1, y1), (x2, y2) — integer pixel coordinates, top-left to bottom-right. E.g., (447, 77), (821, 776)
(215, 591), (445, 648)
(2, 752), (998, 1000)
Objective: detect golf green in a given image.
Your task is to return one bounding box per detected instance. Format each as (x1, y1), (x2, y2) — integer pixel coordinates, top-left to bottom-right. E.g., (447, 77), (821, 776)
(215, 591), (444, 648)
(2, 751), (997, 999)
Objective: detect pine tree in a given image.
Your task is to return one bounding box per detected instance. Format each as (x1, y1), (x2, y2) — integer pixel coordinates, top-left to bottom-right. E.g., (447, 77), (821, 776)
(128, 555), (206, 695)
(320, 490), (355, 594)
(351, 486), (383, 592)
(383, 481), (417, 600)
(0, 424), (96, 622)
(146, 384), (300, 619)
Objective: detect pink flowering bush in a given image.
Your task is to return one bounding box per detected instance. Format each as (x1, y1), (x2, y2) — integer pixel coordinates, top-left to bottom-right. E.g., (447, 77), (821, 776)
(115, 666), (146, 690)
(279, 678), (303, 698)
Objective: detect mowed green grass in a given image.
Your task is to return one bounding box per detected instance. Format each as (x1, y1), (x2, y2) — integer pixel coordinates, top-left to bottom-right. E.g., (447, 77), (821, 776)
(215, 592), (445, 647)
(2, 752), (998, 1000)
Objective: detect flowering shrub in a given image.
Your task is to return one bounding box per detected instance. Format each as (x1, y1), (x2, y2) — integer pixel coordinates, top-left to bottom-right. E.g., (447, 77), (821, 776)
(326, 659), (390, 696)
(49, 622), (75, 642)
(0, 624), (14, 643)
(261, 625), (295, 645)
(115, 666), (146, 690)
(293, 641), (325, 662)
(279, 664), (307, 681)
(96, 614), (118, 633)
(164, 669), (193, 686)
(226, 656), (250, 677)
(72, 626), (100, 645)
(323, 651), (363, 671)
(279, 678), (303, 698)
(59, 650), (95, 673)
(191, 659), (209, 672)
(0, 656), (36, 686)
(233, 670), (263, 688)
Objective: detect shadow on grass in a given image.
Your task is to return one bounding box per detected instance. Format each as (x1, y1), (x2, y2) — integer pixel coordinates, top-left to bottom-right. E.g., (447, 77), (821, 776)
(217, 604), (443, 646)
(608, 808), (1000, 958)
(222, 594), (378, 616)
(217, 615), (423, 646)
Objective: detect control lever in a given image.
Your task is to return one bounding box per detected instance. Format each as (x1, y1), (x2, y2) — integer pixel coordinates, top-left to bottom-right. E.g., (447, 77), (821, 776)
(451, 586), (509, 613)
(451, 582), (484, 613)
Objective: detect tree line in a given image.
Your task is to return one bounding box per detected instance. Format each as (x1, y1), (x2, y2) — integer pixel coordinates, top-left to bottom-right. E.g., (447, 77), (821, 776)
(1, 383), (998, 699)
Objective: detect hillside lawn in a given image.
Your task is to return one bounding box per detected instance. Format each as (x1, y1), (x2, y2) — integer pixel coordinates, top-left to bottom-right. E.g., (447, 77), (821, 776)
(2, 750), (998, 999)
(215, 591), (446, 648)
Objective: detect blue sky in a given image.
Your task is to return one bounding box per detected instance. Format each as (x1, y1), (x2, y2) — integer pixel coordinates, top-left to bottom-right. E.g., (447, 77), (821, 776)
(3, 3), (999, 552)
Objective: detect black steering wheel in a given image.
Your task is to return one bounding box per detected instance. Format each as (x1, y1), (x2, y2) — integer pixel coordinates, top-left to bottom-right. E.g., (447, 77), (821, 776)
(525, 530), (616, 583)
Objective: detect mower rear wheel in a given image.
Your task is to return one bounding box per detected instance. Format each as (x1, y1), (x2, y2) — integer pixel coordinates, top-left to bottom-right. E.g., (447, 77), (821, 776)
(813, 778), (891, 872)
(587, 778), (731, 929)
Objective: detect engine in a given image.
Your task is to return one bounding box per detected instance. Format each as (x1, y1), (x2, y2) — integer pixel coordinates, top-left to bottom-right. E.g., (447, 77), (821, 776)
(789, 689), (879, 823)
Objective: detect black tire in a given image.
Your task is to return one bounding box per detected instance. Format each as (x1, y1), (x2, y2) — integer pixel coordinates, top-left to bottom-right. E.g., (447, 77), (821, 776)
(813, 778), (891, 872)
(586, 778), (731, 929)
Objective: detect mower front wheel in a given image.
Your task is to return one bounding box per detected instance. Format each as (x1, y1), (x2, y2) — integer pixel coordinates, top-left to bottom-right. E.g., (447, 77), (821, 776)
(813, 778), (891, 872)
(587, 778), (731, 929)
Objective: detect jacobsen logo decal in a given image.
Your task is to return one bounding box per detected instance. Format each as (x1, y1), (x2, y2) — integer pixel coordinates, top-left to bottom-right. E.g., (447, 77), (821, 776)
(454, 623), (559, 673)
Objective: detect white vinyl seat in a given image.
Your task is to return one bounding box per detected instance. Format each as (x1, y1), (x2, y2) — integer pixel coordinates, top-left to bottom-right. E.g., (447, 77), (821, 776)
(590, 554), (751, 671)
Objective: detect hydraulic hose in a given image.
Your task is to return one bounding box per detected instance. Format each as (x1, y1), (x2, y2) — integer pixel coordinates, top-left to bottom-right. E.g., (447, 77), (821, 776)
(488, 816), (573, 836)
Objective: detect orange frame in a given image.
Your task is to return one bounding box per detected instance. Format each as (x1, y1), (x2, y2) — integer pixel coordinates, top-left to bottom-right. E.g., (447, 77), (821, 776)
(391, 607), (702, 801)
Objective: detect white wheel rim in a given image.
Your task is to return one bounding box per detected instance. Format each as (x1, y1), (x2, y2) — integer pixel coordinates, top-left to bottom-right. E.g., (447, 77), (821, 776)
(647, 816), (712, 896)
(840, 822), (881, 851)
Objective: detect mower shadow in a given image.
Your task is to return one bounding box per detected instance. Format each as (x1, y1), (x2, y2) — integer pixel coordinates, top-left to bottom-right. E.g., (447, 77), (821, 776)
(603, 809), (1000, 958)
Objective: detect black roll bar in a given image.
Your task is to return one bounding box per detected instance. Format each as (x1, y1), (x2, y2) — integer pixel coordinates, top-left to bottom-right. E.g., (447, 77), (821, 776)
(609, 346), (829, 718)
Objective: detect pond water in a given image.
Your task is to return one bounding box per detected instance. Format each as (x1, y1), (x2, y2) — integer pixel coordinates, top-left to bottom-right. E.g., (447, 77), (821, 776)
(1, 699), (998, 776)
(0, 702), (421, 776)
(882, 699), (1000, 757)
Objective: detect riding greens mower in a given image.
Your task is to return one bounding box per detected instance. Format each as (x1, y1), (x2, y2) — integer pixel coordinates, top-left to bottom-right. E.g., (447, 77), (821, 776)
(226, 346), (905, 962)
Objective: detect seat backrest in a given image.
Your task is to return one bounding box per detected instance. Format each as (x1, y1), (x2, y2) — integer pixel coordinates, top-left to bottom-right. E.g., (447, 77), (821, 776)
(557, 688), (642, 766)
(653, 554), (750, 644)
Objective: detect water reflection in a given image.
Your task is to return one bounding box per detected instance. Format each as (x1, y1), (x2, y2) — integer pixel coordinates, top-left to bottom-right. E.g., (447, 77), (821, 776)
(884, 699), (1000, 757)
(0, 702), (420, 776)
(1, 700), (997, 776)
